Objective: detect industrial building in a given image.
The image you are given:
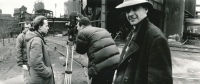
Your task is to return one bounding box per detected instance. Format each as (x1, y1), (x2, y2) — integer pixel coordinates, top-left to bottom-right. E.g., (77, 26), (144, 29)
(84, 0), (196, 41)
(10, 0), (197, 40)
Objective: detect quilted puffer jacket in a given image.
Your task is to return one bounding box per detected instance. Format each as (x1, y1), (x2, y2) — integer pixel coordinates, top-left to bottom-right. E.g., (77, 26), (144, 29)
(76, 25), (120, 78)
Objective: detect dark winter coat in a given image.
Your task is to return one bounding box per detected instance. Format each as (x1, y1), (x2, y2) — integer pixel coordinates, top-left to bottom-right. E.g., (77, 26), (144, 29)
(15, 30), (28, 66)
(114, 18), (172, 84)
(25, 31), (55, 84)
(76, 25), (120, 78)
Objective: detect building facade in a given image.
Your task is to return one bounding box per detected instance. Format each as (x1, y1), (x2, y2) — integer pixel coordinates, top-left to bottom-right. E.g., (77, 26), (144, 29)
(34, 1), (45, 12)
(14, 6), (32, 28)
(64, 0), (81, 17)
(85, 0), (196, 41)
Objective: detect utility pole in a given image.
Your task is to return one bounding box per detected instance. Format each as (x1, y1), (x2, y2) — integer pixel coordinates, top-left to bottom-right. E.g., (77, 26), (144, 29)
(55, 3), (57, 17)
(101, 0), (107, 29)
(81, 0), (83, 13)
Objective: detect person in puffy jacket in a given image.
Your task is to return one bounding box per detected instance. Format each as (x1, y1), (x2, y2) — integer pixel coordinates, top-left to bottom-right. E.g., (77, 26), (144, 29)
(75, 17), (120, 84)
(25, 16), (55, 84)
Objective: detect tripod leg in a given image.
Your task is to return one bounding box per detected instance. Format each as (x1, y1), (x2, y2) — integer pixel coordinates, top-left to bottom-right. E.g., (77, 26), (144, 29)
(69, 74), (72, 84)
(65, 45), (69, 70)
(112, 70), (117, 84)
(64, 45), (70, 84)
(68, 75), (70, 84)
(83, 67), (90, 84)
(70, 46), (74, 71)
(68, 46), (74, 84)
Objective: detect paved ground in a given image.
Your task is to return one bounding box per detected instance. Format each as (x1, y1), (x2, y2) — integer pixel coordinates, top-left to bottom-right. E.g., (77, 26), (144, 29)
(0, 37), (88, 84)
(46, 36), (200, 84)
(1, 36), (200, 84)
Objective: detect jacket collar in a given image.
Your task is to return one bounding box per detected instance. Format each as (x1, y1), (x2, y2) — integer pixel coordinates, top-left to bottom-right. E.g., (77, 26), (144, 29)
(119, 17), (150, 65)
(133, 17), (149, 41)
(34, 31), (46, 44)
(84, 25), (92, 28)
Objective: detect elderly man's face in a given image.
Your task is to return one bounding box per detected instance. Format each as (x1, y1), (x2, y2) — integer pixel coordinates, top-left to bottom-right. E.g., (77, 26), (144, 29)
(125, 5), (148, 26)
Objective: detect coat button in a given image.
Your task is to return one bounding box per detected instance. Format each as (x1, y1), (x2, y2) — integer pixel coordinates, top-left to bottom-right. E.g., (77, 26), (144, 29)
(124, 77), (128, 82)
(128, 59), (131, 62)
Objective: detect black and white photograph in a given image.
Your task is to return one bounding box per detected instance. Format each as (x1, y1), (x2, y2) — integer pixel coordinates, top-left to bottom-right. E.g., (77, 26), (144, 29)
(0, 0), (199, 84)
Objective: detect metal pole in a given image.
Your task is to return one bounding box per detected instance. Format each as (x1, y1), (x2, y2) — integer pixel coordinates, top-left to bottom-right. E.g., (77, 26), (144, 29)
(80, 0), (83, 13)
(101, 0), (107, 29)
(55, 4), (57, 17)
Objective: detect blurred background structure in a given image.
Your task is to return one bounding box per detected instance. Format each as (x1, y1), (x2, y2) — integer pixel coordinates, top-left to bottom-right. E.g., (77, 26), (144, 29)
(0, 0), (199, 42)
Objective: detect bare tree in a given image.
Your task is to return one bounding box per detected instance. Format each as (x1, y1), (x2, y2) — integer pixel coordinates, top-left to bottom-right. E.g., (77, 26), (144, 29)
(0, 17), (20, 46)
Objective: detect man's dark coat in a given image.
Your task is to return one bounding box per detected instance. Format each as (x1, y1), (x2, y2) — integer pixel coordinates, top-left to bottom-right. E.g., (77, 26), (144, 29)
(114, 18), (173, 84)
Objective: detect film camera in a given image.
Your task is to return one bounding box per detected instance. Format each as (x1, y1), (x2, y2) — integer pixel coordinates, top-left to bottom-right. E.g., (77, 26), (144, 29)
(65, 12), (80, 45)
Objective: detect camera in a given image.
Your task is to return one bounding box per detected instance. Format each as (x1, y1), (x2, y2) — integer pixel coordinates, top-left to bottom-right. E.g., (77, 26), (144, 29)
(65, 14), (78, 43)
(70, 15), (77, 26)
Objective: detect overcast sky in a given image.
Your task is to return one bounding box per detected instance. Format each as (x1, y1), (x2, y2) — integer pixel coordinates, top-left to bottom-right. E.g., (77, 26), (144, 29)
(196, 0), (200, 11)
(0, 0), (67, 17)
(1, 0), (200, 16)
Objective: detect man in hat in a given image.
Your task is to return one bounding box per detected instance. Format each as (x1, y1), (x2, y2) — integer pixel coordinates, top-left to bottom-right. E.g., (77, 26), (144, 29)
(25, 16), (55, 84)
(114, 0), (172, 84)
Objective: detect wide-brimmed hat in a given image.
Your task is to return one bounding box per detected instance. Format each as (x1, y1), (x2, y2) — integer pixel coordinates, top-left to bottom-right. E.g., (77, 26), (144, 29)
(116, 0), (153, 9)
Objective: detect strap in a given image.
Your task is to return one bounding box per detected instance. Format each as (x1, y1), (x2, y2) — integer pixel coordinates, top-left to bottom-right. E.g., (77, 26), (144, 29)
(27, 38), (35, 69)
(123, 27), (137, 58)
(21, 33), (25, 48)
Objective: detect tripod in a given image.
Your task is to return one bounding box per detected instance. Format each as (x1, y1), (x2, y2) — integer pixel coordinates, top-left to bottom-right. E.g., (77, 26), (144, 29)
(64, 39), (75, 84)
